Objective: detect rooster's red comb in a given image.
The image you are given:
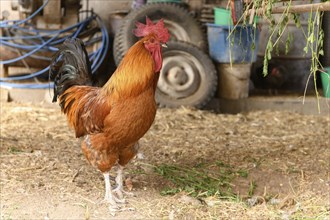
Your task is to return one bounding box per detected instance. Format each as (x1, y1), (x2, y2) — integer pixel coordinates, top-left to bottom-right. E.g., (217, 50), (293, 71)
(133, 17), (170, 43)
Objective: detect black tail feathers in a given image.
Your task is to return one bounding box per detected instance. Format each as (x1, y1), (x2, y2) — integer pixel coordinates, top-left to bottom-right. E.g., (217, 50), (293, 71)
(50, 38), (93, 102)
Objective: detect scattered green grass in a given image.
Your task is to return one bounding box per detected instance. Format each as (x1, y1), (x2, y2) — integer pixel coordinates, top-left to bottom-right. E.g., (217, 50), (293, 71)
(286, 166), (300, 174)
(129, 168), (147, 175)
(248, 180), (257, 197)
(7, 147), (23, 154)
(154, 160), (250, 199)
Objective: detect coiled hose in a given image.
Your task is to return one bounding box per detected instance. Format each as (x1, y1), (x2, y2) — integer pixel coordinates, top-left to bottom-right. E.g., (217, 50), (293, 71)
(0, 0), (109, 89)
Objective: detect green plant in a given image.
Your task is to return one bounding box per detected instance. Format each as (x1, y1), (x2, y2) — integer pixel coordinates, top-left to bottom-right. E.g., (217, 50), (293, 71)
(234, 0), (326, 110)
(302, 9), (324, 111)
(154, 161), (250, 199)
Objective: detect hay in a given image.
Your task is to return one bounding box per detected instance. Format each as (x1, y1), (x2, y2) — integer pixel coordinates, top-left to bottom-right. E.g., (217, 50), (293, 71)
(0, 101), (329, 219)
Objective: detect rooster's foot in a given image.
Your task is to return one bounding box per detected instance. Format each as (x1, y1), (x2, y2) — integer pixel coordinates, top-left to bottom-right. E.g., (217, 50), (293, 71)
(108, 204), (135, 216)
(100, 196), (126, 205)
(113, 187), (134, 200)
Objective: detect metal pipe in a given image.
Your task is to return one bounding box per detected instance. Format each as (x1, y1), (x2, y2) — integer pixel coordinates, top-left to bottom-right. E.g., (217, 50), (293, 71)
(249, 1), (330, 15)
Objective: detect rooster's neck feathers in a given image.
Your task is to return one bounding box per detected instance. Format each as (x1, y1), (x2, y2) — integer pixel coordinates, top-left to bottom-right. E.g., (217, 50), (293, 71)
(102, 38), (157, 98)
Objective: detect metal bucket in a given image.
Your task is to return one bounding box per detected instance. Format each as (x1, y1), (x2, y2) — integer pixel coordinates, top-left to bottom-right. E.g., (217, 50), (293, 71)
(217, 63), (251, 99)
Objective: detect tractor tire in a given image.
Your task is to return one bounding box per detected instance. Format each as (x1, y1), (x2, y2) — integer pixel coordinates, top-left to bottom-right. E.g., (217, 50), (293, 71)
(113, 3), (206, 65)
(156, 41), (217, 109)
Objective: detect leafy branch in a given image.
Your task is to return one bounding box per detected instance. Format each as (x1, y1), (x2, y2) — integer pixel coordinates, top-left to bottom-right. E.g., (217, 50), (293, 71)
(235, 0), (327, 110)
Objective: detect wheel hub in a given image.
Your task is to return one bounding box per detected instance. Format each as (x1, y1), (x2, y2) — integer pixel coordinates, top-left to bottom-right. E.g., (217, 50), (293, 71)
(158, 53), (201, 98)
(167, 66), (189, 87)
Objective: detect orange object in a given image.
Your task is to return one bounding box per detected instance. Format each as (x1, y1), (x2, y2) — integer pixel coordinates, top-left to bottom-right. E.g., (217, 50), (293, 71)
(50, 17), (170, 208)
(231, 0), (237, 25)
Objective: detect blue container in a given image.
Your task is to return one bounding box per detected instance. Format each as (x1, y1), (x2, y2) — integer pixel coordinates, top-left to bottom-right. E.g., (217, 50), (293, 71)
(207, 24), (259, 63)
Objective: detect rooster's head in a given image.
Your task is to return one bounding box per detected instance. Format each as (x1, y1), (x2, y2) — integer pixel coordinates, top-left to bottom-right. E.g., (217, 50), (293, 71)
(133, 17), (170, 44)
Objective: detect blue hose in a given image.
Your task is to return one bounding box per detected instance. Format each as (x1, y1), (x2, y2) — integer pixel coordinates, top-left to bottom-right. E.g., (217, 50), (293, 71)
(0, 82), (54, 89)
(0, 1), (109, 89)
(91, 16), (109, 72)
(1, 34), (59, 65)
(1, 67), (50, 81)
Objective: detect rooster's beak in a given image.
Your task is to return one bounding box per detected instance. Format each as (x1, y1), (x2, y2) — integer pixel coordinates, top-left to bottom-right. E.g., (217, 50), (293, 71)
(161, 43), (168, 48)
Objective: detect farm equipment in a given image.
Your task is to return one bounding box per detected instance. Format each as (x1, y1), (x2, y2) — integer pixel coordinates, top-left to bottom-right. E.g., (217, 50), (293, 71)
(1, 0), (329, 106)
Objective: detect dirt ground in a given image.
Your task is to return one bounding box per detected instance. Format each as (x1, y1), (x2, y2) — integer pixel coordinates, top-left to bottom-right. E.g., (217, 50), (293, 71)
(0, 100), (329, 219)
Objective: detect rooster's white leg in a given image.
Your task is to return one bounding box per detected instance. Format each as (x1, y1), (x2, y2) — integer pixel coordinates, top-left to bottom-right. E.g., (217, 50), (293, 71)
(113, 165), (134, 199)
(102, 173), (125, 206)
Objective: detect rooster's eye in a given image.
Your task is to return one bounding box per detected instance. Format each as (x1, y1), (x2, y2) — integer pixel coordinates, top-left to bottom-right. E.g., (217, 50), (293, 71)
(149, 38), (155, 43)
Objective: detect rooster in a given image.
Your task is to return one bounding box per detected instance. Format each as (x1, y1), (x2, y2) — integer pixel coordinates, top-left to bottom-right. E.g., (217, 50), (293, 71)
(50, 17), (169, 209)
(251, 63), (287, 94)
